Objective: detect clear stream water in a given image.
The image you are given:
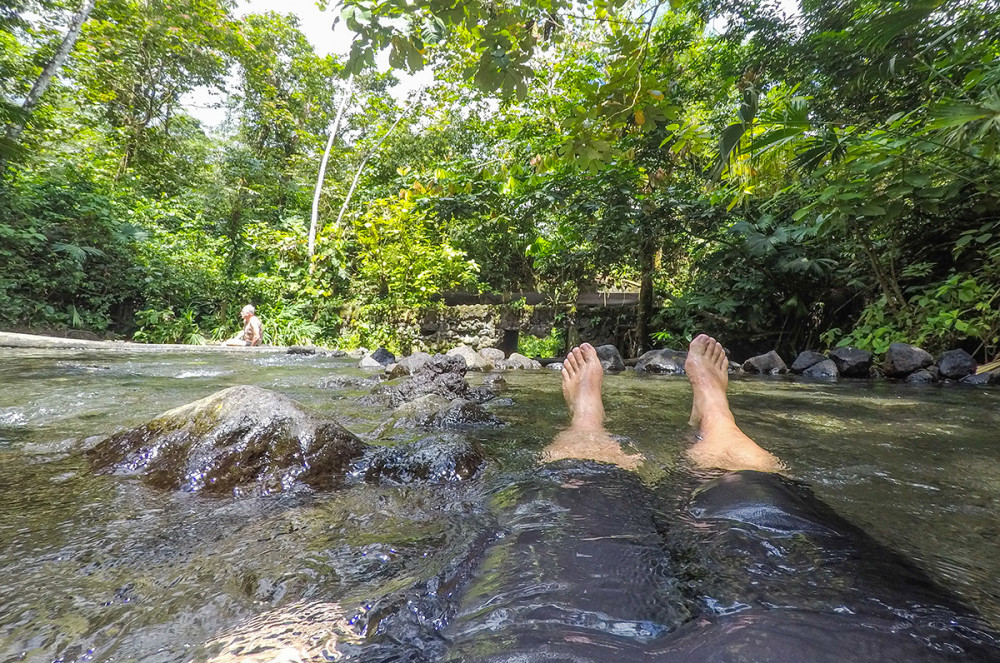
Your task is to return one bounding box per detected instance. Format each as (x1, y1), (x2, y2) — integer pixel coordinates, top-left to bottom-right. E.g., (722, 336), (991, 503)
(1, 348), (999, 662)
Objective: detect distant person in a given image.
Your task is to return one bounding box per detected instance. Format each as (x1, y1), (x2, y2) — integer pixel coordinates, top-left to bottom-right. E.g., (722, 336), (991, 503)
(222, 305), (262, 346)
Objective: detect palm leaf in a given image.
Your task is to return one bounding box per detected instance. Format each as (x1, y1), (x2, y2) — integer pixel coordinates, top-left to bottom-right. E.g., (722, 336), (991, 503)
(977, 359), (1000, 375)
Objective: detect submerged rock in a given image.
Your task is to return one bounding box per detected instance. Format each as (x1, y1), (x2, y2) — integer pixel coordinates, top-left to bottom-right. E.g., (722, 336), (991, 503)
(828, 347), (873, 378)
(802, 359), (839, 379)
(374, 394), (503, 437)
(286, 345), (316, 355)
(742, 350), (787, 375)
(594, 344), (625, 372)
(353, 436), (485, 484)
(790, 351), (827, 374)
(884, 343), (933, 378)
(937, 349), (976, 380)
(634, 349), (687, 374)
(482, 374), (507, 390)
(87, 385), (366, 496)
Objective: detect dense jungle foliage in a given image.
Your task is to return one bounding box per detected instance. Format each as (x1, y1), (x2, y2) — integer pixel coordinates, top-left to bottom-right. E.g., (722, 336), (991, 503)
(1, 0), (998, 359)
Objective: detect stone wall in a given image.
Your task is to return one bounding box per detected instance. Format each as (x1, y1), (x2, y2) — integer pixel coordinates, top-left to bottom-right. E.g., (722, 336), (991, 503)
(382, 304), (638, 355)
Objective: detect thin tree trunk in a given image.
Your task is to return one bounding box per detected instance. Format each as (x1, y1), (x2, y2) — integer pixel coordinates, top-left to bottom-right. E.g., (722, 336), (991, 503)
(635, 240), (655, 355)
(308, 74), (354, 267)
(0, 0), (96, 173)
(331, 97), (416, 233)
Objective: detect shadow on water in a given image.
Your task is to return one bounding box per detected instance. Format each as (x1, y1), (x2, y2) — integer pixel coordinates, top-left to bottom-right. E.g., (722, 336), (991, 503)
(1, 349), (999, 661)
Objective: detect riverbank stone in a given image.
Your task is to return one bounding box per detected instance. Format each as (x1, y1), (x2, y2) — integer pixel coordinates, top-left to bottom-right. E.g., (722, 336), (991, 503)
(907, 369), (937, 383)
(479, 348), (506, 363)
(287, 346), (316, 355)
(960, 369), (1000, 385)
(371, 347), (396, 366)
(937, 349), (976, 380)
(790, 351), (827, 374)
(828, 347), (873, 378)
(386, 352), (433, 379)
(448, 345), (492, 371)
(595, 344), (625, 372)
(499, 353), (542, 370)
(742, 350), (787, 374)
(358, 355), (384, 369)
(634, 349), (687, 374)
(884, 343), (933, 378)
(87, 385), (367, 496)
(803, 359), (839, 379)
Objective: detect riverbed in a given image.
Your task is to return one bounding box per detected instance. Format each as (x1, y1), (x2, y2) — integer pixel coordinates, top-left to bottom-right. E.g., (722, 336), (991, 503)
(1, 348), (998, 661)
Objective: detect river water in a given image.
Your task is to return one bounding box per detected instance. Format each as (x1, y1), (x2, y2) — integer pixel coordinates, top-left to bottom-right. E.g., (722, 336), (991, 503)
(1, 348), (999, 662)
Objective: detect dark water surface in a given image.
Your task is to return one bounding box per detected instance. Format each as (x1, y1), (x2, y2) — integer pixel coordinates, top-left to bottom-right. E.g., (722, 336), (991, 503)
(1, 349), (999, 662)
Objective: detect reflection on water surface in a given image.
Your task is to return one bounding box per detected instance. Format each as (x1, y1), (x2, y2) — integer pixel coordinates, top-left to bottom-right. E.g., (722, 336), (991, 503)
(1, 348), (998, 661)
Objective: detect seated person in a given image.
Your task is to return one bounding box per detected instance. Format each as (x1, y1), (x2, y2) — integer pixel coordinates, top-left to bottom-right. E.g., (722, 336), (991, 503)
(222, 305), (262, 346)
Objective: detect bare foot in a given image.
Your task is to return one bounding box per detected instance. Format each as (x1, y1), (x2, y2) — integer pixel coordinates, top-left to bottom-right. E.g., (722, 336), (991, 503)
(684, 334), (733, 428)
(562, 343), (605, 431)
(542, 343), (643, 471)
(685, 334), (783, 474)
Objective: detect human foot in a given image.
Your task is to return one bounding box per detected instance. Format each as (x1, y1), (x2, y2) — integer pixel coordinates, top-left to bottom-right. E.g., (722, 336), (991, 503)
(562, 342), (605, 431)
(684, 334), (732, 428)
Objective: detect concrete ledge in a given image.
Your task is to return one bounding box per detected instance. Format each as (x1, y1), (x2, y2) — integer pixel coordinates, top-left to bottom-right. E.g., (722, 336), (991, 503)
(0, 331), (288, 352)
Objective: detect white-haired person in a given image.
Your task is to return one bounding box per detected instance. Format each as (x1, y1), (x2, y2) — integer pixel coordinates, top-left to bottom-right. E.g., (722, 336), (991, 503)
(222, 304), (263, 346)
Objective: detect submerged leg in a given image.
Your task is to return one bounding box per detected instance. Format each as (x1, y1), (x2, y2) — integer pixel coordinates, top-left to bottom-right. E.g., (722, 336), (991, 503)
(542, 343), (643, 470)
(684, 334), (783, 473)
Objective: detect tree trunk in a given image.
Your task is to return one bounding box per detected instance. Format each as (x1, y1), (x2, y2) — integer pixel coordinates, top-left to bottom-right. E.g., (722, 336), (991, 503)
(0, 0), (96, 173)
(635, 240), (656, 355)
(308, 74), (354, 267)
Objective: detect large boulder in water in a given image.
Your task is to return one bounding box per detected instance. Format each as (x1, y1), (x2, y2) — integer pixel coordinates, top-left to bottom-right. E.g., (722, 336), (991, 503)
(447, 345), (492, 371)
(364, 354), (495, 407)
(87, 386), (367, 496)
(884, 342), (933, 378)
(802, 359), (839, 379)
(373, 394), (504, 438)
(386, 351), (433, 379)
(634, 349), (687, 374)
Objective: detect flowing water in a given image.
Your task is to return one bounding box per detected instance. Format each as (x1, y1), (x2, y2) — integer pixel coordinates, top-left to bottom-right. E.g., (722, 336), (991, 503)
(1, 348), (999, 662)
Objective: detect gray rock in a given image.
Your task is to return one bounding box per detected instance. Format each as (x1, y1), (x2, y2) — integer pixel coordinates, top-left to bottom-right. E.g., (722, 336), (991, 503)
(960, 369), (1000, 385)
(906, 369), (937, 383)
(371, 347), (396, 366)
(828, 347), (873, 378)
(479, 348), (506, 362)
(448, 344), (492, 371)
(363, 354), (470, 407)
(802, 359), (839, 379)
(728, 361), (742, 374)
(358, 355), (384, 370)
(790, 351), (827, 374)
(884, 343), (933, 378)
(505, 353), (542, 369)
(353, 436), (485, 484)
(287, 345), (316, 355)
(482, 374), (507, 390)
(375, 394), (503, 436)
(742, 350), (787, 374)
(594, 344), (625, 372)
(326, 350), (347, 358)
(87, 385), (366, 496)
(347, 348), (368, 359)
(318, 374), (380, 390)
(387, 352), (434, 379)
(635, 349), (687, 374)
(937, 349), (976, 380)
(547, 362), (564, 371)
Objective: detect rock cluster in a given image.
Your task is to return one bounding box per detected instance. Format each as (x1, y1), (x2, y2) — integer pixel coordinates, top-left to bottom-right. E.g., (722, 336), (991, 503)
(87, 385), (491, 496)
